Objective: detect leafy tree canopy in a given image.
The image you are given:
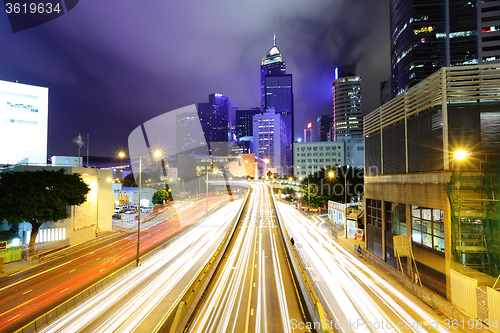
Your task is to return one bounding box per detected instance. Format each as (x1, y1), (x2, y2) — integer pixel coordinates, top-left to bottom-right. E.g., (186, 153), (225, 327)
(0, 169), (91, 254)
(152, 188), (171, 205)
(123, 173), (138, 187)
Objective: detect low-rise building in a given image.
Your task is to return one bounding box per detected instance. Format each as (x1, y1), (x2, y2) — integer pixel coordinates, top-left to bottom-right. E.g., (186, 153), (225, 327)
(0, 165), (113, 247)
(118, 187), (156, 207)
(293, 141), (345, 178)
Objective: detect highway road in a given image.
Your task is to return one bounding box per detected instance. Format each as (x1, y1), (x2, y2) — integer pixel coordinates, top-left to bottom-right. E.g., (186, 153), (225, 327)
(0, 196), (232, 333)
(277, 202), (456, 333)
(186, 184), (307, 333)
(38, 200), (244, 333)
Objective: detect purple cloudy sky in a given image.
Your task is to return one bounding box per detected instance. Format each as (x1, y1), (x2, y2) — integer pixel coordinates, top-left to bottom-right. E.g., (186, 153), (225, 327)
(0, 0), (390, 157)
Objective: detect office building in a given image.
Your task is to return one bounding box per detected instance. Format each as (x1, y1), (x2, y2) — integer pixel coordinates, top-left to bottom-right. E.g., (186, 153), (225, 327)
(363, 65), (500, 301)
(332, 65), (363, 141)
(176, 111), (206, 155)
(317, 115), (332, 142)
(253, 110), (287, 174)
(336, 135), (364, 169)
(197, 93), (234, 155)
(261, 34), (294, 174)
(303, 123), (314, 143)
(293, 141), (345, 178)
(261, 34), (286, 108)
(0, 80), (48, 166)
(235, 108), (261, 138)
(390, 0), (500, 96)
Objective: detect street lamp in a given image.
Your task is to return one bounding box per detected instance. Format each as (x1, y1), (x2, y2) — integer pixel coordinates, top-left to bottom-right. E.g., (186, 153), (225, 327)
(119, 150), (162, 267)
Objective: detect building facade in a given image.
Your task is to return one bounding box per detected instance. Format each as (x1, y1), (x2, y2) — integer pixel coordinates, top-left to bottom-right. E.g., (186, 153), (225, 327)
(1, 165), (113, 247)
(253, 111), (287, 174)
(0, 80), (48, 166)
(363, 65), (500, 299)
(261, 34), (286, 108)
(261, 35), (294, 174)
(336, 135), (364, 169)
(390, 0), (500, 96)
(293, 141), (345, 178)
(317, 115), (332, 142)
(197, 93), (234, 156)
(332, 65), (363, 141)
(176, 111), (206, 155)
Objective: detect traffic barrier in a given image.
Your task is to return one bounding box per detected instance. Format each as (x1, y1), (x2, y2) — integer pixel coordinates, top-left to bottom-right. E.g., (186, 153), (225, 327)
(271, 190), (333, 333)
(166, 190), (251, 333)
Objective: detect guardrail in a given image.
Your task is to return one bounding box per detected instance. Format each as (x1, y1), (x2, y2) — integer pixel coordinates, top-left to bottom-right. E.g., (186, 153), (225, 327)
(165, 190), (251, 333)
(13, 199), (236, 333)
(271, 190), (332, 333)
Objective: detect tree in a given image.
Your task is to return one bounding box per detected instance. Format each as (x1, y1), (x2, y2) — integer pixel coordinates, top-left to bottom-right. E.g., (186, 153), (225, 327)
(122, 173), (138, 187)
(0, 169), (90, 255)
(152, 188), (171, 205)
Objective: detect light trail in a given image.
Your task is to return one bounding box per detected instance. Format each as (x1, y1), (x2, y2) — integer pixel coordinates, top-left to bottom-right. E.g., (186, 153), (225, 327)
(277, 202), (454, 333)
(39, 200), (243, 333)
(187, 184), (304, 333)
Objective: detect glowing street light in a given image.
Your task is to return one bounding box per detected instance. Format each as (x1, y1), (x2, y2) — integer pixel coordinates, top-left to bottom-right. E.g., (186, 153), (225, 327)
(454, 150), (467, 160)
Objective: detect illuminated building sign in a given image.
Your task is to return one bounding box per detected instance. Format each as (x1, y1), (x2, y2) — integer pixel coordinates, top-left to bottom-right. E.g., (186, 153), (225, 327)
(414, 26), (434, 35)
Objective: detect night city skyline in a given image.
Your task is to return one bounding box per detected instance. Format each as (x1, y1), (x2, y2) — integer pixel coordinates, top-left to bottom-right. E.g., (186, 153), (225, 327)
(0, 0), (390, 158)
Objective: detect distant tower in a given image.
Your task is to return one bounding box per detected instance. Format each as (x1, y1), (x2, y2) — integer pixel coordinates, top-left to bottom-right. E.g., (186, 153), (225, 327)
(176, 112), (206, 155)
(261, 33), (286, 108)
(261, 30), (294, 173)
(332, 64), (363, 141)
(197, 93), (234, 156)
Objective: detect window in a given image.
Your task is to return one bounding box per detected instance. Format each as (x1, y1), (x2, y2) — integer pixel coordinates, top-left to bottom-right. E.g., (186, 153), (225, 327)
(411, 206), (444, 253)
(385, 202), (406, 236)
(326, 152), (331, 156)
(366, 199), (382, 228)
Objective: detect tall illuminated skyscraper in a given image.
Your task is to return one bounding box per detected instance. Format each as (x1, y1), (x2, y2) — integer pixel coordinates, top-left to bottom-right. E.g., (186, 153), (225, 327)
(261, 33), (294, 173)
(390, 0), (500, 96)
(332, 64), (363, 141)
(261, 34), (286, 108)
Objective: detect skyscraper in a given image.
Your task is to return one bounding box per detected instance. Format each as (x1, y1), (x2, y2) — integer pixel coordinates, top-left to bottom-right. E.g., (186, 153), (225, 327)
(253, 110), (287, 174)
(317, 115), (333, 142)
(197, 93), (234, 155)
(261, 34), (286, 108)
(332, 64), (363, 141)
(261, 33), (294, 174)
(390, 0), (500, 96)
(176, 112), (206, 155)
(235, 108), (261, 138)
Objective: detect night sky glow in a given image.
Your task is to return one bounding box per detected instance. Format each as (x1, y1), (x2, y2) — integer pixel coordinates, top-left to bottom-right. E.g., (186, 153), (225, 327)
(0, 0), (390, 157)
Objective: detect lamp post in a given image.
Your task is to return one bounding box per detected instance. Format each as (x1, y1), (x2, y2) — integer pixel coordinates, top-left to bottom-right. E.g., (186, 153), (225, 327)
(119, 150), (161, 267)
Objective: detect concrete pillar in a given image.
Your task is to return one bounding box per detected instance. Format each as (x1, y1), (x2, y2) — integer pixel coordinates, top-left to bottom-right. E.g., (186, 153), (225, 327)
(444, 186), (453, 300)
(406, 204), (413, 277)
(381, 201), (386, 261)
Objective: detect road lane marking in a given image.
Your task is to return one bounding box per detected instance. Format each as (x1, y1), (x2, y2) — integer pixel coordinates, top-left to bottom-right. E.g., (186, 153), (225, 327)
(22, 289), (32, 295)
(69, 269), (76, 273)
(59, 287), (69, 294)
(251, 308), (254, 316)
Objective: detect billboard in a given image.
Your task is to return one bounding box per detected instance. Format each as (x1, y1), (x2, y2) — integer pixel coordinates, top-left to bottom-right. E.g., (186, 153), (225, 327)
(0, 80), (48, 165)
